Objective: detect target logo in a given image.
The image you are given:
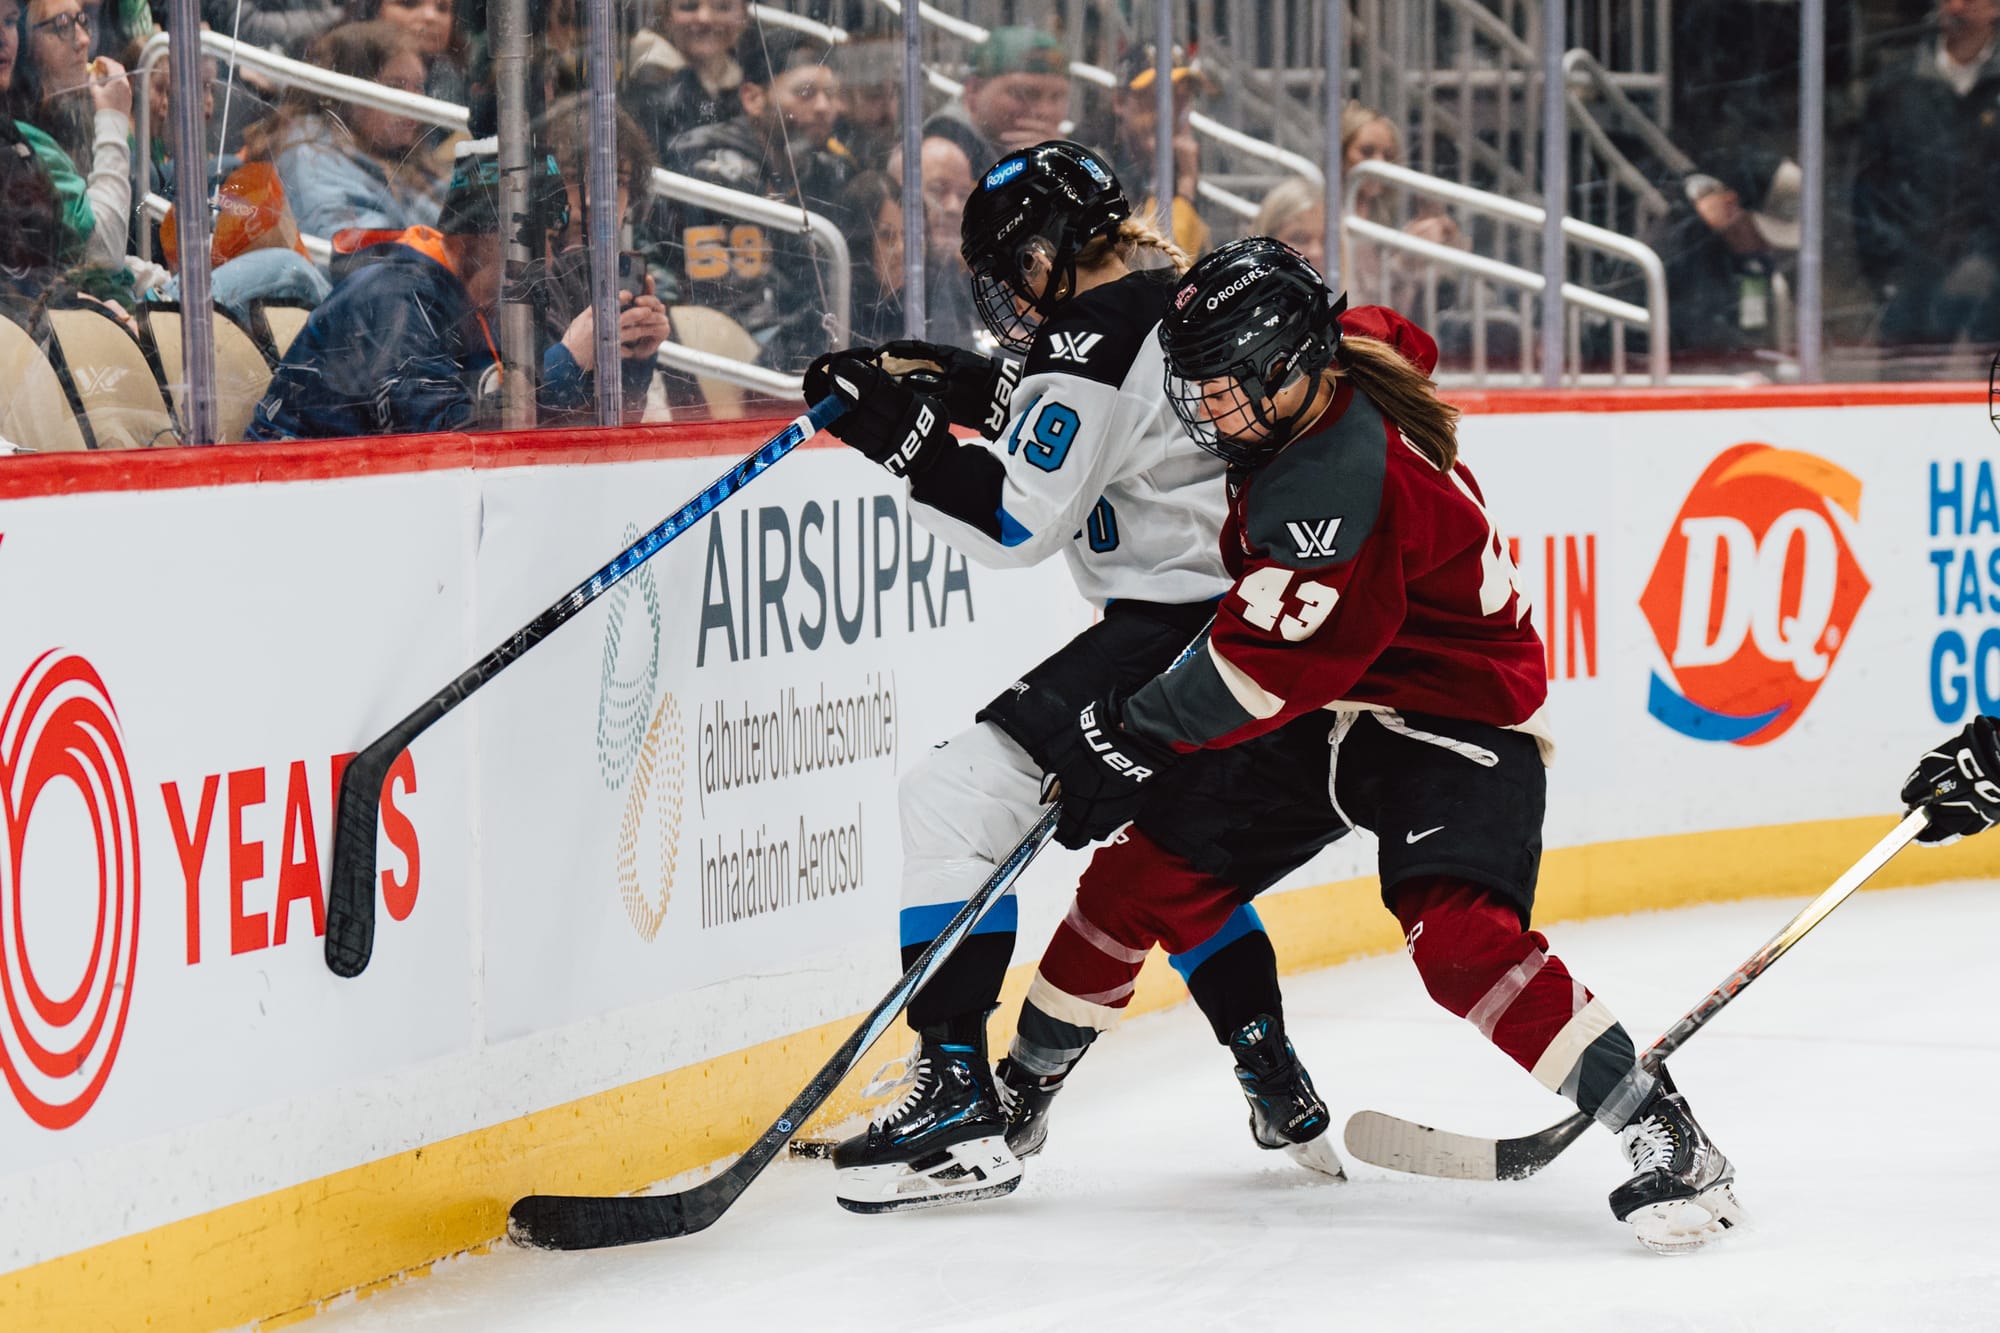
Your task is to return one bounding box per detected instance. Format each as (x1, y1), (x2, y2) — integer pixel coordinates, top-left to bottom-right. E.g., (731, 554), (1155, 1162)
(1, 650), (141, 1129)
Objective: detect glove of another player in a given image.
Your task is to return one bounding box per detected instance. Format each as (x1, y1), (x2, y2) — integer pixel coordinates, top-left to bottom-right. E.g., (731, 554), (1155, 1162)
(1899, 715), (2000, 844)
(1038, 693), (1179, 850)
(879, 338), (1020, 439)
(804, 349), (953, 479)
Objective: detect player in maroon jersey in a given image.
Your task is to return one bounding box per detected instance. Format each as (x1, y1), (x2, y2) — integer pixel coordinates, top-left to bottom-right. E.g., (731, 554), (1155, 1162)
(1009, 238), (1745, 1253)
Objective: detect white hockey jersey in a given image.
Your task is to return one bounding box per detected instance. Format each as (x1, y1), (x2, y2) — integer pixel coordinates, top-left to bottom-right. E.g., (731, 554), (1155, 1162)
(904, 270), (1231, 608)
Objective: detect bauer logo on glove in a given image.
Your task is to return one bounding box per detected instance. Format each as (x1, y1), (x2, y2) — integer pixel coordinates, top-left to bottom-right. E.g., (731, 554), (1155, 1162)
(1079, 700), (1158, 781)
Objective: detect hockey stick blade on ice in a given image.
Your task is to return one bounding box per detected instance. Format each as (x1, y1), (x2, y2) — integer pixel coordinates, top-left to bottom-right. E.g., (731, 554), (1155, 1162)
(1343, 808), (1929, 1181)
(506, 805), (1062, 1250)
(322, 398), (846, 979)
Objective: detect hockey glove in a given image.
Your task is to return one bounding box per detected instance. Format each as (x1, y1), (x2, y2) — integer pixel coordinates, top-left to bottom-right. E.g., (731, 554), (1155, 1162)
(804, 349), (954, 480)
(1900, 715), (2000, 844)
(879, 338), (1021, 439)
(1039, 694), (1179, 850)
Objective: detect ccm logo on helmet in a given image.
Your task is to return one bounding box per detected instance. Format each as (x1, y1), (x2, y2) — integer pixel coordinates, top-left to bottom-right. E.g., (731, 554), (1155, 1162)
(1206, 267), (1271, 311)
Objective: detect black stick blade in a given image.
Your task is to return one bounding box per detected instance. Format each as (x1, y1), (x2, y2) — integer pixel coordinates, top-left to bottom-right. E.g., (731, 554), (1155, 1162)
(1494, 1111), (1593, 1180)
(508, 1175), (744, 1250)
(324, 747), (398, 978)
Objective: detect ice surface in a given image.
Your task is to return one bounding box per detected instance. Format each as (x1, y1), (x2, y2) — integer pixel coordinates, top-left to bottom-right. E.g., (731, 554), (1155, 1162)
(311, 882), (2000, 1332)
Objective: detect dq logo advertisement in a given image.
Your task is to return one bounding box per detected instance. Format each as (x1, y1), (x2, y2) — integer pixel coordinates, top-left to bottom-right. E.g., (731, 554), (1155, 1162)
(1639, 444), (1870, 745)
(1, 648), (141, 1130)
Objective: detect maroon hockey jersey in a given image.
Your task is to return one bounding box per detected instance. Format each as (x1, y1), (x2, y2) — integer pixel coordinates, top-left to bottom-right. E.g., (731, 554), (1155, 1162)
(1122, 306), (1551, 755)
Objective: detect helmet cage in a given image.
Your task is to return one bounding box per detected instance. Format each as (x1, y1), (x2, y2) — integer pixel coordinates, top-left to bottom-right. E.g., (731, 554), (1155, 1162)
(970, 233), (1073, 352)
(1164, 295), (1345, 467)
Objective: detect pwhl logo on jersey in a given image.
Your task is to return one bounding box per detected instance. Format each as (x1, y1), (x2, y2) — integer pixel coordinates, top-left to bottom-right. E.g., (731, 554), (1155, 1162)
(1639, 443), (1870, 745)
(1, 648), (142, 1129)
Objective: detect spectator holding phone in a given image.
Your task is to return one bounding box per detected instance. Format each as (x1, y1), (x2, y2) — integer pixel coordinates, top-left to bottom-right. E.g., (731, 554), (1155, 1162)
(535, 94), (672, 424)
(247, 138), (662, 440)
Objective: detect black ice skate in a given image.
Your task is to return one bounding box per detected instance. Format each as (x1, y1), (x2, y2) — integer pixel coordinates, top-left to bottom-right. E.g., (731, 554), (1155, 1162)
(1229, 1016), (1345, 1179)
(1610, 1086), (1744, 1254)
(996, 1057), (1067, 1159)
(831, 1029), (1022, 1214)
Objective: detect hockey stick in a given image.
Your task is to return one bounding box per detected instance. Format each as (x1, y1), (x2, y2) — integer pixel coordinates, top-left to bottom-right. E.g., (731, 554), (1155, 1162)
(322, 398), (846, 979)
(506, 803), (1062, 1250)
(1343, 808), (1929, 1181)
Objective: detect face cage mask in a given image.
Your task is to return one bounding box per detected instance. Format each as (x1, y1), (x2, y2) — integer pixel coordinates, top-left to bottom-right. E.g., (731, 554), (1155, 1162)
(970, 236), (1068, 353)
(1165, 368), (1291, 467)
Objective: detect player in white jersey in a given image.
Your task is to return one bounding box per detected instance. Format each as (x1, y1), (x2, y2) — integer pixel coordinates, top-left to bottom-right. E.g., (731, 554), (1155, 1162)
(803, 142), (1338, 1212)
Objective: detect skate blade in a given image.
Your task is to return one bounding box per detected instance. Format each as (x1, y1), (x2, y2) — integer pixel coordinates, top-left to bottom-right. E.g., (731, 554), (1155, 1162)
(1282, 1134), (1348, 1181)
(1628, 1181), (1746, 1255)
(834, 1136), (1023, 1215)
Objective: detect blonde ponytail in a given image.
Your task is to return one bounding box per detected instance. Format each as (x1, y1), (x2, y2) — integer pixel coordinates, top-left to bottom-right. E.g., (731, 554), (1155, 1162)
(1334, 334), (1460, 471)
(1076, 214), (1193, 276)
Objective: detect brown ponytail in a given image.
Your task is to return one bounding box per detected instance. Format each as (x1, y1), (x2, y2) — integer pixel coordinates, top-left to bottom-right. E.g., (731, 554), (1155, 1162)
(1334, 334), (1460, 471)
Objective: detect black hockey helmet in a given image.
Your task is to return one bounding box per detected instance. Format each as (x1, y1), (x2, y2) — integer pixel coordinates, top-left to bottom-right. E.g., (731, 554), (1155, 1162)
(1160, 237), (1348, 467)
(960, 140), (1131, 352)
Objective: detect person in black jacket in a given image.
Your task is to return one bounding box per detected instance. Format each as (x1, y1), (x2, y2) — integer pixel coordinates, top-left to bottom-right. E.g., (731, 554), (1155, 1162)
(1852, 0), (2000, 350)
(622, 0), (746, 164)
(656, 27), (849, 373)
(246, 138), (668, 440)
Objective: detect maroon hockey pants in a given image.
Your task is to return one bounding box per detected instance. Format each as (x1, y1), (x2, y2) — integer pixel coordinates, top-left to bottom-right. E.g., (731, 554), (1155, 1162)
(1022, 828), (1654, 1127)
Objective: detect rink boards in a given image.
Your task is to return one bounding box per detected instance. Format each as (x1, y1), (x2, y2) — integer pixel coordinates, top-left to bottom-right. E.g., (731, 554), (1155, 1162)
(0, 384), (1993, 1330)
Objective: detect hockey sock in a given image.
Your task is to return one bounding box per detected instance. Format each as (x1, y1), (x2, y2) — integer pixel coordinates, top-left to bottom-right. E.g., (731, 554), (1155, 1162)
(1174, 907), (1284, 1044)
(1392, 877), (1657, 1130)
(899, 894), (1020, 1034)
(1012, 830), (1244, 1076)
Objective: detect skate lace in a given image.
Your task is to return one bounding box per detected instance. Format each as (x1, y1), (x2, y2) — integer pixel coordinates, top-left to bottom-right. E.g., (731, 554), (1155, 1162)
(859, 1042), (922, 1102)
(1623, 1115), (1678, 1174)
(872, 1057), (938, 1129)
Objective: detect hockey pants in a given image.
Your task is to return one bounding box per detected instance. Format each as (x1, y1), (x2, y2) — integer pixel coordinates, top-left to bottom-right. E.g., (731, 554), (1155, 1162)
(898, 720), (1281, 1045)
(1015, 827), (1657, 1130)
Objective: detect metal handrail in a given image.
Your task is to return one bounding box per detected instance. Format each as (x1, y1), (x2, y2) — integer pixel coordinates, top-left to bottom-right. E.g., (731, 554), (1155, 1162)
(1562, 49), (1694, 176)
(652, 167), (852, 349)
(144, 188), (810, 400)
(748, 4), (848, 47)
(657, 341), (802, 397)
(1344, 159), (1668, 384)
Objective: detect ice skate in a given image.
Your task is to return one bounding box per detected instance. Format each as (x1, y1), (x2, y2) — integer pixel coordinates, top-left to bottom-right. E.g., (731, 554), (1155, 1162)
(831, 1029), (1022, 1214)
(1611, 1088), (1744, 1254)
(1229, 1016), (1345, 1179)
(996, 1057), (1068, 1159)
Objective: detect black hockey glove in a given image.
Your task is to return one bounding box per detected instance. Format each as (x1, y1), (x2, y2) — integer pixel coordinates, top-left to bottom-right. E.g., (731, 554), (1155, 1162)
(1039, 694), (1179, 850)
(804, 349), (954, 480)
(879, 339), (1021, 439)
(1900, 715), (2000, 845)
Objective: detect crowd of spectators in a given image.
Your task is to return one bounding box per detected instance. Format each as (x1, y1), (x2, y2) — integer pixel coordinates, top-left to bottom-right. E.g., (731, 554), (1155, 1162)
(0, 0), (1994, 453)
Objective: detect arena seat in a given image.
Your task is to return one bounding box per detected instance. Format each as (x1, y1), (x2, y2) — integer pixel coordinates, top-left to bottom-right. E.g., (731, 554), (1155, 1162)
(249, 299), (315, 363)
(666, 305), (765, 420)
(0, 311), (90, 453)
(138, 303), (276, 443)
(43, 304), (181, 449)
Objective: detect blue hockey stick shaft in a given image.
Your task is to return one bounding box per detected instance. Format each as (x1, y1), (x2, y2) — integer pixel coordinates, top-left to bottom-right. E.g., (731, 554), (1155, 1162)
(324, 398), (847, 978)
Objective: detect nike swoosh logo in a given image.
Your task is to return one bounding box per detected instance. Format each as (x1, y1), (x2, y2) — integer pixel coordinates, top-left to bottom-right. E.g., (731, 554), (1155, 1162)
(1405, 826), (1445, 844)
